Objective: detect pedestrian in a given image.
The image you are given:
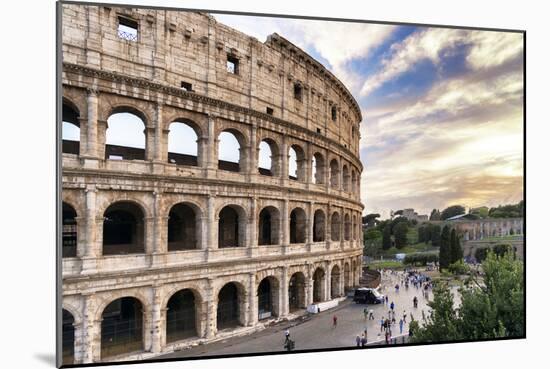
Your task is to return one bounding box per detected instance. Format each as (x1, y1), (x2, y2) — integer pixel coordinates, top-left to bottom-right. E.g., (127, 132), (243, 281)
(333, 315), (338, 328)
(356, 335), (361, 347)
(369, 309), (375, 320)
(413, 296), (418, 308)
(403, 311), (407, 323)
(391, 310), (396, 323)
(363, 308), (368, 320)
(390, 301), (395, 311)
(361, 334), (367, 347)
(284, 329), (290, 343)
(388, 310), (392, 320)
(380, 317), (384, 332)
(399, 318), (404, 334)
(385, 295), (388, 305)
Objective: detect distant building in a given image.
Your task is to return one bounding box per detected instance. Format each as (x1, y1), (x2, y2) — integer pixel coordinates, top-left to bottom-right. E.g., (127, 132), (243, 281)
(401, 208), (429, 222)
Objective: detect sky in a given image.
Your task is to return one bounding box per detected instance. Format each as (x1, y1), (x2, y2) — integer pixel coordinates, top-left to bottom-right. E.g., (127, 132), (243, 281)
(63, 13), (524, 220)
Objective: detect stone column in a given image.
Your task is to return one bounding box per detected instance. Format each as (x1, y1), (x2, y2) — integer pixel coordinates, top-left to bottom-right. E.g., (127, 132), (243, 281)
(144, 216), (155, 255)
(81, 293), (98, 364)
(281, 266), (289, 317)
(306, 202), (314, 251)
(325, 263), (331, 301)
(248, 197), (258, 257)
(206, 195), (217, 261)
(153, 104), (163, 162)
(248, 272), (257, 326)
(204, 114), (218, 178)
(306, 265), (313, 306)
(305, 142), (313, 187)
(248, 125), (258, 181)
(84, 88), (98, 159)
(150, 286), (163, 353)
(280, 137), (288, 186)
(326, 203), (332, 249)
(204, 278), (216, 339)
(81, 187), (99, 274)
(282, 199), (290, 248)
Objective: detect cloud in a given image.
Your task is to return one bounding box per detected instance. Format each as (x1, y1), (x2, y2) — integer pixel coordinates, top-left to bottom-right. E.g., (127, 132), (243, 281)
(360, 28), (523, 97)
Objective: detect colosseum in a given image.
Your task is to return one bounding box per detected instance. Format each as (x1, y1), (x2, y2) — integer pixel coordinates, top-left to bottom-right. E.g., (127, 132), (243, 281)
(60, 3), (364, 365)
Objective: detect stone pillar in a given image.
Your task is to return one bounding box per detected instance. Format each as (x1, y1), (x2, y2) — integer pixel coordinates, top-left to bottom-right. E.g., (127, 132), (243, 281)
(248, 272), (257, 326)
(339, 263), (345, 297)
(281, 266), (289, 316)
(150, 286), (162, 353)
(205, 114), (217, 178)
(306, 201), (314, 250)
(144, 216), (155, 255)
(306, 265), (313, 306)
(81, 187), (98, 274)
(280, 138), (288, 186)
(248, 125), (258, 181)
(84, 88), (98, 158)
(282, 199), (290, 247)
(248, 197), (258, 257)
(81, 294), (98, 364)
(206, 195), (217, 260)
(326, 203), (332, 249)
(153, 103), (164, 162)
(325, 263), (331, 301)
(204, 278), (216, 338)
(305, 143), (313, 187)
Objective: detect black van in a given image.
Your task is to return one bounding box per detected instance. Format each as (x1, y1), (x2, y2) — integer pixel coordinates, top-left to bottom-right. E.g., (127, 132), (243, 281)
(353, 288), (385, 304)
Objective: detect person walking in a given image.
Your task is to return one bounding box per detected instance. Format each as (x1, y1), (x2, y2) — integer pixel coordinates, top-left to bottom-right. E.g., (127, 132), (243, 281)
(403, 310), (407, 323)
(356, 335), (361, 347)
(361, 334), (367, 347)
(380, 317), (385, 332)
(332, 315), (338, 328)
(390, 301), (395, 311)
(284, 329), (290, 343)
(369, 309), (375, 320)
(363, 308), (368, 320)
(399, 318), (404, 334)
(413, 296), (418, 308)
(385, 295), (388, 305)
(391, 310), (396, 324)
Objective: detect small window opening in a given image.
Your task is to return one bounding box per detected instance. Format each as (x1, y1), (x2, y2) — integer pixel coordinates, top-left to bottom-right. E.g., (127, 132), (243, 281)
(294, 84), (302, 102)
(118, 17), (138, 42)
(316, 128), (321, 134)
(266, 107), (273, 115)
(331, 106), (337, 121)
(181, 81), (193, 92)
(227, 55), (239, 75)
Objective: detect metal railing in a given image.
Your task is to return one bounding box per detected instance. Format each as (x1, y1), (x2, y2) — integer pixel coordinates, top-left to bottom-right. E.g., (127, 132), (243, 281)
(118, 30), (138, 42)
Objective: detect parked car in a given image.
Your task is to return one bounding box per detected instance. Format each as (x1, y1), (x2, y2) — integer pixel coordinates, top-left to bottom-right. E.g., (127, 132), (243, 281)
(353, 287), (385, 304)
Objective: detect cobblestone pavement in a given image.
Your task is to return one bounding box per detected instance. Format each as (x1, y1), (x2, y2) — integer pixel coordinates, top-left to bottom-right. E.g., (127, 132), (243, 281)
(158, 270), (442, 359)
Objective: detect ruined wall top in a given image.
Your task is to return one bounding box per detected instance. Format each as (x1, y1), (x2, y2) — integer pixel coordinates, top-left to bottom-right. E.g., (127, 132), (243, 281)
(62, 4), (362, 154)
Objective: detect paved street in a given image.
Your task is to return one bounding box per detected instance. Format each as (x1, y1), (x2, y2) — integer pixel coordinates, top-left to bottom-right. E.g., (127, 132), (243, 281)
(159, 270), (437, 359)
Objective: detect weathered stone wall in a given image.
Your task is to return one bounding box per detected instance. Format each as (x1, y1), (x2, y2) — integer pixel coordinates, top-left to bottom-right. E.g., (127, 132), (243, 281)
(61, 3), (364, 364)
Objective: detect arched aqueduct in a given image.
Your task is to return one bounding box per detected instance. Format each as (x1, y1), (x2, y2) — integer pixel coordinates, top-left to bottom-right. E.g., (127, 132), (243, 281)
(61, 4), (363, 364)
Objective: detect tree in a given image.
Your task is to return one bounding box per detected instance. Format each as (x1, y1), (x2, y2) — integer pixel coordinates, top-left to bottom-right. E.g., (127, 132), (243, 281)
(382, 225), (392, 250)
(469, 206), (489, 218)
(363, 213), (380, 227)
(394, 209), (404, 216)
(429, 209), (441, 221)
(493, 243), (514, 258)
(449, 229), (463, 264)
(418, 226), (426, 243)
(441, 205), (466, 220)
(430, 224), (441, 247)
(394, 222), (408, 249)
(439, 225), (451, 270)
(412, 251), (524, 342)
(474, 246), (490, 263)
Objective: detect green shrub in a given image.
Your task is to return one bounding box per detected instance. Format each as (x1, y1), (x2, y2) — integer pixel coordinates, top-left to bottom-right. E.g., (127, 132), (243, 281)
(447, 260), (468, 275)
(404, 253), (439, 266)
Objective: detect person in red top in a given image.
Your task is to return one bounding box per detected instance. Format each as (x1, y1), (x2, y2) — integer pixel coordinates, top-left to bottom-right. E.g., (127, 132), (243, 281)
(333, 315), (338, 328)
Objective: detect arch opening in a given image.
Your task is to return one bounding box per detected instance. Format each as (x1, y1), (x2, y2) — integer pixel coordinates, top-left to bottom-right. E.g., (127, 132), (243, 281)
(166, 289), (198, 343)
(312, 153), (325, 184)
(288, 145), (305, 181)
(167, 122), (199, 166)
(330, 159), (340, 189)
(313, 268), (326, 303)
(258, 139), (279, 176)
(62, 101), (80, 155)
(257, 277), (279, 320)
(62, 202), (77, 258)
(218, 131), (243, 172)
(342, 165), (350, 192)
(103, 201), (144, 255)
(288, 272), (306, 311)
(331, 212), (341, 241)
(313, 209), (326, 242)
(106, 112), (146, 161)
(168, 203), (199, 251)
(331, 265), (341, 299)
(217, 283), (243, 330)
(218, 205), (245, 248)
(62, 309), (75, 365)
(258, 206), (280, 245)
(344, 214), (351, 241)
(290, 208), (306, 244)
(101, 297), (143, 358)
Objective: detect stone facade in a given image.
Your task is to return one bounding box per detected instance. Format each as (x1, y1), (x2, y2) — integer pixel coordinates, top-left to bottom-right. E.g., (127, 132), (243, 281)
(60, 4), (363, 364)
